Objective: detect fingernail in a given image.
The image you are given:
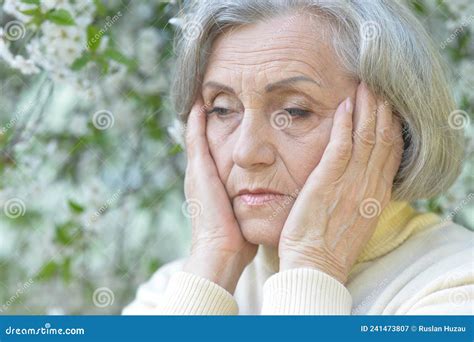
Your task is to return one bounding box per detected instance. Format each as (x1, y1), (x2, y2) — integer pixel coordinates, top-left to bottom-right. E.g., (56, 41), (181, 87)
(345, 97), (353, 113)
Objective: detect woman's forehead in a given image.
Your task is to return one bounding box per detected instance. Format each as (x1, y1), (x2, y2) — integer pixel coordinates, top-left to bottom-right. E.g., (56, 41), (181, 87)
(203, 15), (336, 90)
(208, 13), (331, 64)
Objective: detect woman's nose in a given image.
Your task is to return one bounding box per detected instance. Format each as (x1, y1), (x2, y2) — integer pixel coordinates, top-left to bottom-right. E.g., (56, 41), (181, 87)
(232, 111), (276, 169)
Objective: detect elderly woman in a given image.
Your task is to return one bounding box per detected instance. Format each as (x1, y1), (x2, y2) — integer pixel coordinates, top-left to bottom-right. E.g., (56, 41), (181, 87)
(123, 0), (473, 315)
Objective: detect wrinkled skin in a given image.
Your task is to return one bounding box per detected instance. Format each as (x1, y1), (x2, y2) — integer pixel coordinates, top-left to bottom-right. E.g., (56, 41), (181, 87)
(182, 12), (403, 292)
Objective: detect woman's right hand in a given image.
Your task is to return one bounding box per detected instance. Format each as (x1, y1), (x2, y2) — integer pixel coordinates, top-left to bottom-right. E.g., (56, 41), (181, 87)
(182, 95), (258, 294)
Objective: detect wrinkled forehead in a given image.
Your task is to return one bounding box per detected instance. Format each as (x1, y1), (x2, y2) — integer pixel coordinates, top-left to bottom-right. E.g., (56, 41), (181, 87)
(202, 12), (337, 94)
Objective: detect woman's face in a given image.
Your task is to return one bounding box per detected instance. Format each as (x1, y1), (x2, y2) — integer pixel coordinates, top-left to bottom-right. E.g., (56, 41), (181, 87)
(202, 13), (358, 247)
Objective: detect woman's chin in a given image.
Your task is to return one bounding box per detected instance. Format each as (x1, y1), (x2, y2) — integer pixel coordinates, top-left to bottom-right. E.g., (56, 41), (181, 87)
(232, 197), (294, 247)
(236, 216), (285, 248)
(232, 195), (293, 247)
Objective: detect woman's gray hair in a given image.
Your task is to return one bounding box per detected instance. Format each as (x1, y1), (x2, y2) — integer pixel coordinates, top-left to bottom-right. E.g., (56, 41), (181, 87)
(170, 0), (465, 202)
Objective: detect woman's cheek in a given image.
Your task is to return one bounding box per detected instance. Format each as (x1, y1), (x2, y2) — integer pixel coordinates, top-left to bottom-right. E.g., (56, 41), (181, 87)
(206, 114), (242, 148)
(283, 119), (333, 184)
(206, 119), (236, 174)
(207, 119), (229, 148)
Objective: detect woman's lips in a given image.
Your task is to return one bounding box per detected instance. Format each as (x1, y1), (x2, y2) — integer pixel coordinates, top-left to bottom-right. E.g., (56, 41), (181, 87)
(238, 193), (289, 206)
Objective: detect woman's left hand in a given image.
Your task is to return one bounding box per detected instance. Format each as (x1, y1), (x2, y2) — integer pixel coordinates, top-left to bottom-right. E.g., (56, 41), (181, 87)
(279, 82), (404, 285)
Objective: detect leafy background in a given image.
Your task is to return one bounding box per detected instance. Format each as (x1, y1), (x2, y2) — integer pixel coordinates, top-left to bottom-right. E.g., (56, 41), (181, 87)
(0, 0), (472, 314)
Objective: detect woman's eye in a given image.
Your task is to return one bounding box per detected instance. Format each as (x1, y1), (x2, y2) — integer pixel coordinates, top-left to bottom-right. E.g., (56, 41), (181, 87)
(207, 107), (230, 116)
(284, 108), (311, 117)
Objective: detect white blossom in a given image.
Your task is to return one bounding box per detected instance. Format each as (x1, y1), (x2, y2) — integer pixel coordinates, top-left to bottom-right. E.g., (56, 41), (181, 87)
(2, 0), (35, 22)
(137, 27), (164, 74)
(168, 17), (184, 28)
(167, 118), (186, 148)
(0, 33), (40, 74)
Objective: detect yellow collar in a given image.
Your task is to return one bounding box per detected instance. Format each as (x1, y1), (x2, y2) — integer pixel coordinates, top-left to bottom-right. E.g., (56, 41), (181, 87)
(357, 201), (441, 262)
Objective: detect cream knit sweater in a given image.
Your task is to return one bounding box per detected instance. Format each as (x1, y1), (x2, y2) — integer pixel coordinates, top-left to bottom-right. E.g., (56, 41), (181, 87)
(122, 202), (474, 315)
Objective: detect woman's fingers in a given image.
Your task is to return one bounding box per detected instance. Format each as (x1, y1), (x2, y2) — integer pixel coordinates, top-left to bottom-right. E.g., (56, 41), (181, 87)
(367, 98), (395, 173)
(351, 82), (377, 169)
(348, 84), (403, 199)
(185, 95), (209, 164)
(308, 96), (354, 185)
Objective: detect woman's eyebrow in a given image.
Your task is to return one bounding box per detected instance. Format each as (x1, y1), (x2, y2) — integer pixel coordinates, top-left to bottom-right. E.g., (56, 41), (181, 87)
(264, 76), (322, 92)
(202, 81), (236, 95)
(203, 76), (322, 95)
